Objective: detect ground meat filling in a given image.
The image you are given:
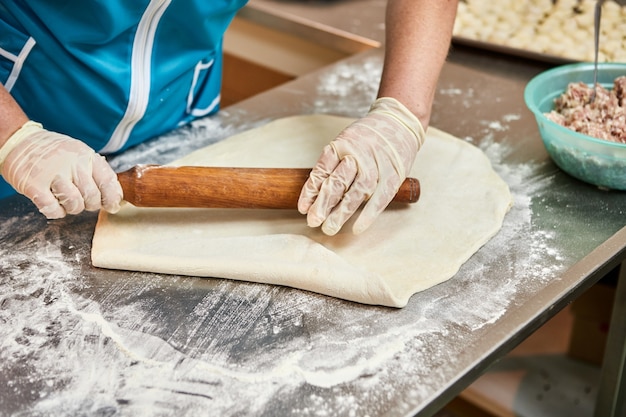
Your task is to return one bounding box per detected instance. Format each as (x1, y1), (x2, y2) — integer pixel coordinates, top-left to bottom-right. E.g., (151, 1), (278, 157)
(546, 76), (626, 143)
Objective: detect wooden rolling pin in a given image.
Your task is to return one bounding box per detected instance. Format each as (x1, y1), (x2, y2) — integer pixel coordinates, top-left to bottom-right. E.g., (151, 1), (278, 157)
(117, 165), (420, 209)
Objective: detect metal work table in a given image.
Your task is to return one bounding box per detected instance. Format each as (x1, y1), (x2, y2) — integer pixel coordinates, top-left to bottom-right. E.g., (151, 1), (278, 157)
(2, 2), (626, 416)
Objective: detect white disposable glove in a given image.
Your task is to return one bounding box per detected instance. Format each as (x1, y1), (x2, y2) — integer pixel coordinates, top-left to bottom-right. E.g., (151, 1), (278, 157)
(0, 121), (123, 219)
(298, 97), (425, 236)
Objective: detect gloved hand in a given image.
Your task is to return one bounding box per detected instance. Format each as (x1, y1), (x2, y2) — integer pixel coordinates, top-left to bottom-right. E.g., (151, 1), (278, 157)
(298, 97), (425, 235)
(0, 121), (123, 219)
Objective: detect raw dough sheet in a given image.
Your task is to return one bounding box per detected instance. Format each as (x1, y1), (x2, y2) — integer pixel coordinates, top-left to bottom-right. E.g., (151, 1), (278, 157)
(92, 115), (512, 307)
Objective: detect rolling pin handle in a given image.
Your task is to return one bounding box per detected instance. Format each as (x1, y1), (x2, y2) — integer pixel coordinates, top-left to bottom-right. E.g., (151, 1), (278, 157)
(393, 177), (420, 204)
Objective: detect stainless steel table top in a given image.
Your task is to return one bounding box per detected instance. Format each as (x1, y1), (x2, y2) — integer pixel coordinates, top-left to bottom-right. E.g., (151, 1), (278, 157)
(2, 3), (626, 417)
(239, 0), (385, 53)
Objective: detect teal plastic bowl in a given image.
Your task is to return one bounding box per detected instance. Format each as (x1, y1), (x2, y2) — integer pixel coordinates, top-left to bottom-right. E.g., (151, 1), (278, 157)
(524, 62), (626, 190)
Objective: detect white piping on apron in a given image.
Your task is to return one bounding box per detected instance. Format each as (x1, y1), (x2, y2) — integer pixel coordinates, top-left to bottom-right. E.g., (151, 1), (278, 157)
(186, 58), (220, 117)
(2, 37), (36, 92)
(101, 0), (171, 154)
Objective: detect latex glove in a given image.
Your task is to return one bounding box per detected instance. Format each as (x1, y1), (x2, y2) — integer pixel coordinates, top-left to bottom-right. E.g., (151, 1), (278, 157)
(298, 97), (425, 235)
(0, 121), (123, 219)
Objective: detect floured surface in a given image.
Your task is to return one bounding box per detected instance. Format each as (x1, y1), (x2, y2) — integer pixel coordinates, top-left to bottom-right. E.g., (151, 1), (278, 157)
(5, 47), (626, 417)
(92, 115), (512, 307)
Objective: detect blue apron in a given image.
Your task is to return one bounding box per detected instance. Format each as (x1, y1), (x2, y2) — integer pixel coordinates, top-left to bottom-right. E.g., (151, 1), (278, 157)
(0, 0), (247, 199)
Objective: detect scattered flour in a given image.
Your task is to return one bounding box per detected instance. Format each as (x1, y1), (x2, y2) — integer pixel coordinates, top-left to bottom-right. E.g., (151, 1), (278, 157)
(0, 121), (568, 417)
(439, 86), (477, 109)
(0, 66), (578, 416)
(311, 55), (383, 117)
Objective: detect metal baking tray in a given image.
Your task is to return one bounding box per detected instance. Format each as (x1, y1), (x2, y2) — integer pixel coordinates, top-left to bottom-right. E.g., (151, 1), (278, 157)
(453, 36), (582, 65)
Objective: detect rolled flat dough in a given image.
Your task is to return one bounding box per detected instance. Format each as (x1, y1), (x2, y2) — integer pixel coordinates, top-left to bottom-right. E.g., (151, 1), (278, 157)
(92, 115), (512, 307)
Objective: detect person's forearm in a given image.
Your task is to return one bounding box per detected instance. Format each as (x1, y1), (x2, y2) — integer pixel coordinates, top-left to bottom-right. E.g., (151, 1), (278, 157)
(0, 85), (29, 148)
(378, 0), (458, 129)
